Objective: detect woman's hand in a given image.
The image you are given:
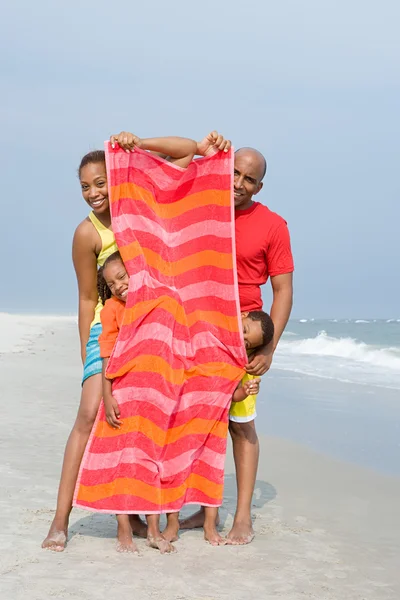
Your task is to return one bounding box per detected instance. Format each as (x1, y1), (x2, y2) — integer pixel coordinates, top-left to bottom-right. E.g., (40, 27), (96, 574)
(110, 131), (142, 152)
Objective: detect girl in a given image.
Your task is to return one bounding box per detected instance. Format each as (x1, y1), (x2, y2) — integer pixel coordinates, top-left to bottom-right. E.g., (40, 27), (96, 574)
(97, 252), (177, 553)
(42, 131), (230, 551)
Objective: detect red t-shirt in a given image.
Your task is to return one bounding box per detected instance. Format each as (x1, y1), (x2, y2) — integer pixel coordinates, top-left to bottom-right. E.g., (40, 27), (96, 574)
(235, 202), (294, 311)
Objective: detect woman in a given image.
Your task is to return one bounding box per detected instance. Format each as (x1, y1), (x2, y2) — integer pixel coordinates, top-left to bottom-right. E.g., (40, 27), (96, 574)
(42, 131), (231, 551)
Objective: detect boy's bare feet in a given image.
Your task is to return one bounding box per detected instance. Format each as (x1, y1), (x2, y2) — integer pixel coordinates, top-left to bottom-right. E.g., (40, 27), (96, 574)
(116, 516), (139, 553)
(129, 514), (147, 538)
(42, 519), (68, 552)
(162, 513), (179, 542)
(203, 522), (227, 546)
(147, 535), (176, 554)
(226, 519), (255, 545)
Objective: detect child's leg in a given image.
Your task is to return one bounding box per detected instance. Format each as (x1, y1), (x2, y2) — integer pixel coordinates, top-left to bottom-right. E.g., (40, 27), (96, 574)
(162, 512), (179, 542)
(203, 507), (227, 546)
(146, 514), (176, 554)
(116, 514), (138, 553)
(180, 506), (222, 529)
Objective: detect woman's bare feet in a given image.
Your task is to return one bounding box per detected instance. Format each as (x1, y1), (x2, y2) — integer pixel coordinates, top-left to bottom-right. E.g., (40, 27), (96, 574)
(42, 519), (68, 552)
(147, 535), (176, 554)
(162, 513), (179, 542)
(226, 518), (255, 545)
(116, 515), (139, 553)
(129, 514), (147, 538)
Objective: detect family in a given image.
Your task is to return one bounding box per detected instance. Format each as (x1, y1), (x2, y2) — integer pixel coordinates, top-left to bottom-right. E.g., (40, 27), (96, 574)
(42, 130), (294, 554)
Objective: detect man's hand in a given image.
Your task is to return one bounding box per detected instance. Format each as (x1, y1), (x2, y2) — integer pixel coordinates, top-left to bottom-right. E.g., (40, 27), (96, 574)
(245, 346), (273, 376)
(110, 131), (142, 152)
(103, 393), (122, 429)
(197, 131), (231, 156)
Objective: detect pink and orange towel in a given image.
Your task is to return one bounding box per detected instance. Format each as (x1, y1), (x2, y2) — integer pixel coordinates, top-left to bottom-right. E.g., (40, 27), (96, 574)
(73, 146), (246, 514)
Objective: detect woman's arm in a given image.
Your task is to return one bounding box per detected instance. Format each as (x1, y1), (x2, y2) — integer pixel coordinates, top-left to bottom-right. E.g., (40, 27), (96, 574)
(72, 220), (99, 363)
(110, 132), (197, 169)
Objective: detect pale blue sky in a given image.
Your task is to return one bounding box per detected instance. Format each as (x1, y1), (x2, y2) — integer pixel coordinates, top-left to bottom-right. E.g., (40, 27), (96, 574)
(2, 0), (399, 318)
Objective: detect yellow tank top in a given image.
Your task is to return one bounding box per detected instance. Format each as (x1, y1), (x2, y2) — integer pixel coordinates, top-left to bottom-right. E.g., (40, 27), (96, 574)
(88, 212), (118, 327)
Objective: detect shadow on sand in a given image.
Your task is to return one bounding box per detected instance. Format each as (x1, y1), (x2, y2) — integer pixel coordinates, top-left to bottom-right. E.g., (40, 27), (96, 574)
(69, 473), (276, 541)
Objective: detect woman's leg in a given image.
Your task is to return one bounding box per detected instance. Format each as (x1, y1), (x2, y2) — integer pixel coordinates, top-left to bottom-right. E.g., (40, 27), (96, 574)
(42, 373), (102, 551)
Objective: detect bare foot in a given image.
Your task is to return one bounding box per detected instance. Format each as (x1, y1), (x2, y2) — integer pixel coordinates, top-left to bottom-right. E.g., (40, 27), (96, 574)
(203, 521), (227, 546)
(42, 527), (68, 552)
(226, 520), (255, 545)
(147, 535), (176, 554)
(162, 513), (179, 542)
(116, 518), (139, 553)
(129, 514), (147, 538)
(180, 507), (220, 530)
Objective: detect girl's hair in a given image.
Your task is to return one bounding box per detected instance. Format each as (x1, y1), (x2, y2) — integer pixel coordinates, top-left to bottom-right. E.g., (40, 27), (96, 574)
(97, 251), (124, 304)
(78, 150), (106, 177)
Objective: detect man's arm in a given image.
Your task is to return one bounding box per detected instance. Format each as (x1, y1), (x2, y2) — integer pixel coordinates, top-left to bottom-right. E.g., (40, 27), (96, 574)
(246, 273), (293, 376)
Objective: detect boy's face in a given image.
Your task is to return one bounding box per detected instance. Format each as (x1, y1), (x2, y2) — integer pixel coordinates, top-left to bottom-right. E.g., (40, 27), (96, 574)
(103, 260), (129, 302)
(241, 313), (263, 350)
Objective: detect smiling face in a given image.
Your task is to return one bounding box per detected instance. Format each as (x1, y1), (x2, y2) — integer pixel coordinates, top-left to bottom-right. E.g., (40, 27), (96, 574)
(80, 161), (109, 215)
(102, 259), (129, 302)
(242, 313), (264, 350)
(233, 148), (266, 210)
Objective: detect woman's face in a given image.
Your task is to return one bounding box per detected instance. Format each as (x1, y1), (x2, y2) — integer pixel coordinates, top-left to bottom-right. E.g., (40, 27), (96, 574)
(80, 162), (109, 215)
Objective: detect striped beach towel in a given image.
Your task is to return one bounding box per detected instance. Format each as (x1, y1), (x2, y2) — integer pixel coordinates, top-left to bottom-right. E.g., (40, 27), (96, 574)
(73, 145), (247, 514)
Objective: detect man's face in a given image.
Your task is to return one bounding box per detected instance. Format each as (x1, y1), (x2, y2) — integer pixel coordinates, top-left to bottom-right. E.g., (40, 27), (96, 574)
(233, 151), (264, 210)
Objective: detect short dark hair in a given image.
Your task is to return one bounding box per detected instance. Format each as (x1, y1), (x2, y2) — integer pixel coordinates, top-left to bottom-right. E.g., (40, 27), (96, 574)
(97, 251), (124, 304)
(78, 150), (106, 177)
(248, 310), (274, 347)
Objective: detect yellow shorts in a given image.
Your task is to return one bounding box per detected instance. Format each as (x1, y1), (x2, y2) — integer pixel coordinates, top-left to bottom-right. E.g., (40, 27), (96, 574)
(229, 373), (257, 423)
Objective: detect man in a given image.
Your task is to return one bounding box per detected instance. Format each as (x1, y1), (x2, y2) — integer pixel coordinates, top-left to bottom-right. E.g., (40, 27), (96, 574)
(181, 140), (294, 545)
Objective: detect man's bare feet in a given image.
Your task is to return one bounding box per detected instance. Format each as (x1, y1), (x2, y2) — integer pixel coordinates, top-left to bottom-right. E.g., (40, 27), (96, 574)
(116, 516), (139, 553)
(180, 507), (220, 530)
(129, 514), (147, 538)
(226, 519), (255, 545)
(203, 522), (227, 546)
(147, 535), (176, 554)
(42, 520), (68, 552)
(162, 513), (179, 542)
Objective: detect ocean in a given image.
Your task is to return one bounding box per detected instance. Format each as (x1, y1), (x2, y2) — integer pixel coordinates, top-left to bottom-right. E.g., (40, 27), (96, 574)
(261, 319), (400, 476)
(2, 314), (399, 476)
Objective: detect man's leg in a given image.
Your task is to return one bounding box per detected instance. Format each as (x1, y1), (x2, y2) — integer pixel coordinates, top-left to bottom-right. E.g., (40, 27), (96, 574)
(226, 419), (259, 544)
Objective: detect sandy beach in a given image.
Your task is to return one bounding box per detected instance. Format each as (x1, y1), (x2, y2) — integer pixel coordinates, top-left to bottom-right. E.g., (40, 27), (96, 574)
(1, 316), (399, 600)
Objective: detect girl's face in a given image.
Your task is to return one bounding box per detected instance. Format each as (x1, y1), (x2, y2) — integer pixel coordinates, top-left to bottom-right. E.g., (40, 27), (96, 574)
(80, 162), (109, 215)
(103, 260), (129, 302)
